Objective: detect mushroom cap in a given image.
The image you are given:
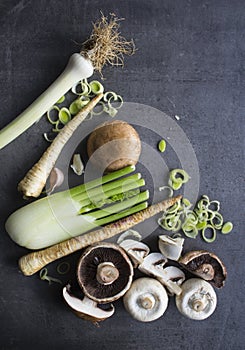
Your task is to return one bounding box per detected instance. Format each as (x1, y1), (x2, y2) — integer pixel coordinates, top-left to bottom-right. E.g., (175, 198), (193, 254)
(77, 242), (134, 303)
(123, 277), (169, 322)
(179, 250), (227, 288)
(87, 120), (141, 172)
(175, 278), (217, 320)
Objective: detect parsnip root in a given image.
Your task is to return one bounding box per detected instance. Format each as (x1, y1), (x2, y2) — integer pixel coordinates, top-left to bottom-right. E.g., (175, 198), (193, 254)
(18, 93), (103, 198)
(18, 195), (182, 276)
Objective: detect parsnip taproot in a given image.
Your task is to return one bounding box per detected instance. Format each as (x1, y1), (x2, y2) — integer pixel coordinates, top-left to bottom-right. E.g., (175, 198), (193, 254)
(18, 93), (103, 198)
(19, 195), (182, 276)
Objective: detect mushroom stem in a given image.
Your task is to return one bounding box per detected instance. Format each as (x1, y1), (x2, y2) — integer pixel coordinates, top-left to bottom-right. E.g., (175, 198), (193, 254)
(96, 262), (119, 285)
(195, 264), (214, 281)
(191, 298), (206, 312)
(139, 293), (155, 310)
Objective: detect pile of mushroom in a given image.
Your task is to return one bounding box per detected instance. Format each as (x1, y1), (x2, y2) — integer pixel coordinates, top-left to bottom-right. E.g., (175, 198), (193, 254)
(62, 233), (227, 324)
(63, 242), (134, 325)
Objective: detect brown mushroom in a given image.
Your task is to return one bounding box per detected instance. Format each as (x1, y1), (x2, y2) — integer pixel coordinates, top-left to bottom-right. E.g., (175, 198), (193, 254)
(87, 120), (141, 172)
(77, 242), (134, 303)
(178, 250), (227, 288)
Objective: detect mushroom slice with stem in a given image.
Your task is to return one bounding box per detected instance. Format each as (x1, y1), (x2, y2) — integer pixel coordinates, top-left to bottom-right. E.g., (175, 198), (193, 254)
(179, 250), (227, 288)
(77, 242), (134, 303)
(123, 277), (168, 322)
(158, 235), (184, 261)
(175, 278), (217, 320)
(159, 266), (185, 296)
(119, 239), (150, 268)
(63, 284), (115, 325)
(138, 253), (182, 295)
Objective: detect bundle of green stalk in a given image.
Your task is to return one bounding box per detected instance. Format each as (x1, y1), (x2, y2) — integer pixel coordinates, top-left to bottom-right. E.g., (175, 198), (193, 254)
(6, 165), (149, 250)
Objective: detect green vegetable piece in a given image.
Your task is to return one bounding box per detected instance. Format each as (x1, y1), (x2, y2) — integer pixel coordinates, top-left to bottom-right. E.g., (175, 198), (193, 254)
(59, 108), (71, 125)
(47, 106), (60, 125)
(56, 95), (65, 104)
(182, 223), (198, 238)
(170, 178), (183, 190)
(170, 169), (190, 184)
(182, 198), (192, 208)
(69, 101), (80, 115)
(57, 262), (70, 275)
(158, 139), (166, 153)
(39, 268), (62, 284)
(89, 80), (104, 95)
(221, 222), (233, 234)
(196, 221), (207, 230)
(201, 225), (216, 243)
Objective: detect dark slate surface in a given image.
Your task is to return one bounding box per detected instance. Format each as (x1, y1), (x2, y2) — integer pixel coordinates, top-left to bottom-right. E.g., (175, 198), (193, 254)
(0, 1), (244, 349)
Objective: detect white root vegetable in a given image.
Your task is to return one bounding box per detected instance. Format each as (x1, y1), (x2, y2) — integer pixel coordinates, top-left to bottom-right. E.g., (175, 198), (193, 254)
(18, 93), (103, 198)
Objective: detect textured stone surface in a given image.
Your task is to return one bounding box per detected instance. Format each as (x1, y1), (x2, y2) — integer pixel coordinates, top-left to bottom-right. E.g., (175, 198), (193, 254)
(0, 1), (244, 349)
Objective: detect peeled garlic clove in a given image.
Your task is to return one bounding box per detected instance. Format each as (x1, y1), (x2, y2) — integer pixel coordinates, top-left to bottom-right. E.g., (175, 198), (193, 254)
(71, 154), (84, 175)
(47, 167), (64, 195)
(158, 235), (184, 261)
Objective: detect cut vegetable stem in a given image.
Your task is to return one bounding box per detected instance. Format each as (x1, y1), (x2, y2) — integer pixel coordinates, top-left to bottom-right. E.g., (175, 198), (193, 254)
(69, 165), (135, 196)
(78, 178), (145, 210)
(73, 173), (141, 202)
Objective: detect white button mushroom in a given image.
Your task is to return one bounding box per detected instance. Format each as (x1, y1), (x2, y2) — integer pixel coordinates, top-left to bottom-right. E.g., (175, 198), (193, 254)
(175, 278), (217, 320)
(123, 277), (169, 322)
(119, 239), (150, 267)
(158, 235), (184, 261)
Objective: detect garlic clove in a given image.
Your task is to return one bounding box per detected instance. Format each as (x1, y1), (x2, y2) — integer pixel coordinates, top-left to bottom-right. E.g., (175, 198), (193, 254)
(47, 167), (64, 195)
(71, 154), (84, 175)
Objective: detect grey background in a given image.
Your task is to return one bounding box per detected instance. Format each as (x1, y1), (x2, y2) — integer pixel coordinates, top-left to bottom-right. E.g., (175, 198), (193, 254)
(0, 0), (244, 349)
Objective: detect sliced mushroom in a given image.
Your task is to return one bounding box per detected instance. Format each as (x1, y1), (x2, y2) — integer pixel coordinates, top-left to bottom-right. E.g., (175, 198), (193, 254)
(175, 278), (217, 320)
(119, 239), (150, 267)
(158, 235), (184, 260)
(179, 250), (227, 288)
(77, 242), (134, 303)
(158, 266), (185, 296)
(123, 277), (168, 322)
(63, 284), (115, 325)
(138, 253), (182, 295)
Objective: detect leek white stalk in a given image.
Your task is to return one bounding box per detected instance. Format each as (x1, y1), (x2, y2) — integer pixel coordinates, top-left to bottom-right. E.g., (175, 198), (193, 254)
(0, 54), (93, 149)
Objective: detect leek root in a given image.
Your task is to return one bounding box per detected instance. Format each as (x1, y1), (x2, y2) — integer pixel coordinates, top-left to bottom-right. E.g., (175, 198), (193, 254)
(18, 195), (182, 276)
(18, 93), (103, 198)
